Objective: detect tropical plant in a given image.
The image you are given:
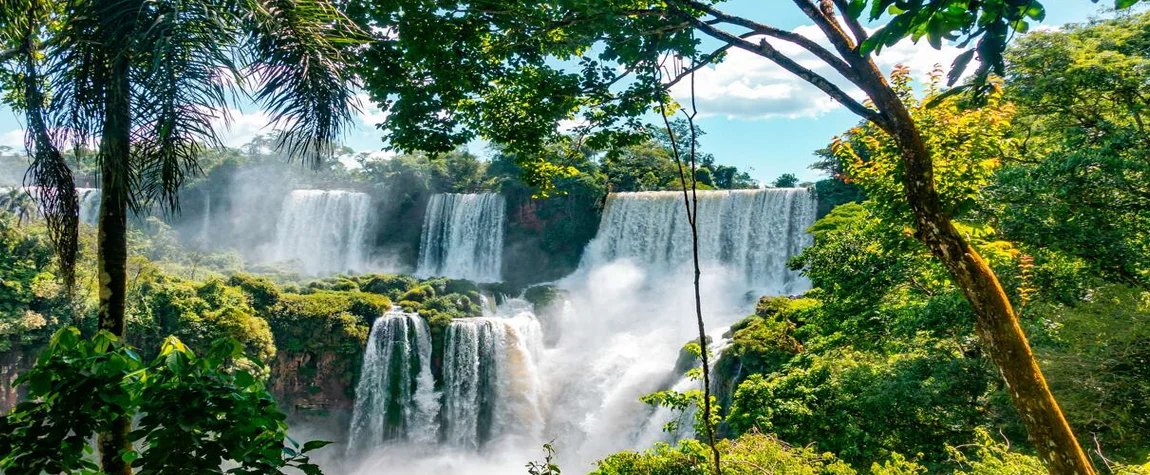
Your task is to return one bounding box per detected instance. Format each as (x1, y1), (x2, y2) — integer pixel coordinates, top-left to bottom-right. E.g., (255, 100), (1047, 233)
(0, 1), (362, 472)
(0, 327), (328, 475)
(771, 173), (799, 188)
(993, 12), (1150, 288)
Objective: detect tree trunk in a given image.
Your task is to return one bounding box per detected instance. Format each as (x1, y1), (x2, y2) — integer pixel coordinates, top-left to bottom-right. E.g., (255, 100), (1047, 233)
(880, 101), (1095, 475)
(96, 50), (134, 475)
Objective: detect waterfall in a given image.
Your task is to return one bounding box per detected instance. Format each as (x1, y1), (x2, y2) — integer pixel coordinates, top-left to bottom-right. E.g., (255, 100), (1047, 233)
(270, 190), (371, 275)
(198, 189), (211, 243)
(415, 193), (505, 282)
(581, 188), (817, 294)
(77, 188), (100, 225)
(441, 305), (544, 449)
(1, 187), (101, 225)
(347, 310), (439, 456)
(345, 187), (817, 474)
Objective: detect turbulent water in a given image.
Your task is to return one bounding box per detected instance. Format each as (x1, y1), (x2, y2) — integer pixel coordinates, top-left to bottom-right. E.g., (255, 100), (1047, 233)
(582, 188), (817, 294)
(270, 190), (372, 275)
(346, 310), (439, 455)
(344, 187), (818, 475)
(416, 193), (505, 282)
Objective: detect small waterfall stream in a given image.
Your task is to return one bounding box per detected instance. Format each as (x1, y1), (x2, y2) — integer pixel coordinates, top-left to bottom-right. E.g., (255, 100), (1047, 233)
(198, 189), (211, 243)
(415, 193), (505, 282)
(270, 190), (372, 275)
(442, 303), (544, 449)
(346, 310), (439, 456)
(77, 188), (101, 225)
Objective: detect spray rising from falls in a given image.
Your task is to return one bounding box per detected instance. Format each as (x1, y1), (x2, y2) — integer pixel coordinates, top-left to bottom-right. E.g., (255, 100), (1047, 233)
(416, 193), (505, 282)
(346, 310), (439, 456)
(582, 188), (817, 294)
(270, 190), (371, 275)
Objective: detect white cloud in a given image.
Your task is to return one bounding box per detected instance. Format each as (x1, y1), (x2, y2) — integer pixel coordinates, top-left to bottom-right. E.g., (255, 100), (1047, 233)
(354, 93), (389, 129)
(209, 108), (275, 148)
(669, 24), (966, 120)
(0, 129), (24, 150)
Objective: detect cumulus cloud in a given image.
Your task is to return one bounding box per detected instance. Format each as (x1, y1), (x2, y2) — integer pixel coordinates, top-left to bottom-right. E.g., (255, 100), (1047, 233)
(669, 24), (966, 120)
(354, 93), (389, 129)
(0, 129), (24, 150)
(207, 108), (275, 148)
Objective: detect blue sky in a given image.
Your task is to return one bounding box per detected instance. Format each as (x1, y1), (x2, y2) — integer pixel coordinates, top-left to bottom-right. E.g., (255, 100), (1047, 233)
(0, 1), (1119, 185)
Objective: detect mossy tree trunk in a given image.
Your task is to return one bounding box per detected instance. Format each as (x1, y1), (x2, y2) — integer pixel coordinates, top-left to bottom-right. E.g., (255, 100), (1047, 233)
(880, 99), (1096, 475)
(95, 49), (134, 475)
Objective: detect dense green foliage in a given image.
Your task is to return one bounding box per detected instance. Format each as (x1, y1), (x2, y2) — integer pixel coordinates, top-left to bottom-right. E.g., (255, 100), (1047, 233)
(993, 12), (1150, 288)
(0, 328), (328, 474)
(0, 213), (94, 352)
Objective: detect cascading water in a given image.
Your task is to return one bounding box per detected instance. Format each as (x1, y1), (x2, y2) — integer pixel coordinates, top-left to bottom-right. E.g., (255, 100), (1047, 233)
(198, 189), (211, 243)
(270, 190), (371, 275)
(77, 188), (101, 224)
(581, 188), (817, 294)
(415, 193), (505, 282)
(346, 310), (439, 456)
(441, 303), (545, 449)
(345, 187), (817, 475)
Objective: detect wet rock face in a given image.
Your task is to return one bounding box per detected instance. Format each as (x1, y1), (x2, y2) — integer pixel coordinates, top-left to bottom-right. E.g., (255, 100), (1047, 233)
(269, 350), (357, 429)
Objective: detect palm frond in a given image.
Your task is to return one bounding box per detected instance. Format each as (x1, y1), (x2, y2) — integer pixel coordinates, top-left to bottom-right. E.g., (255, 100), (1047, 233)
(45, 0), (113, 153)
(243, 0), (363, 168)
(131, 0), (237, 215)
(1, 3), (81, 289)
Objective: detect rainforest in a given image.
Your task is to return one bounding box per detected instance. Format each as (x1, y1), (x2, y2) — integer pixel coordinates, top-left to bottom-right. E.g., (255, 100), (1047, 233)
(0, 1), (1147, 475)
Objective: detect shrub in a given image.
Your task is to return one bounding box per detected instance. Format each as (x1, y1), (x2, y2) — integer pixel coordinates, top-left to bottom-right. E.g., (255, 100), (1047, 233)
(592, 433), (856, 475)
(359, 274), (419, 300)
(227, 273), (283, 311)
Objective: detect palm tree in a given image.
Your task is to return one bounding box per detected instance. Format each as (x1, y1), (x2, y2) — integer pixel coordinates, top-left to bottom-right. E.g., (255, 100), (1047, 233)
(0, 1), (361, 473)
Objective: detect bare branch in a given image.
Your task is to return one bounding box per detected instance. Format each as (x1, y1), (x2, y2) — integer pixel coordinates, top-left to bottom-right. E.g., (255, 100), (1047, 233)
(663, 34), (753, 89)
(791, 0), (897, 128)
(670, 0), (863, 85)
(685, 17), (885, 126)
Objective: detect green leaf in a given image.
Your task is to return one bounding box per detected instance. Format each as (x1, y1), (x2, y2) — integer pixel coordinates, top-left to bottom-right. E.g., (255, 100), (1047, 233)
(1116, 0), (1140, 8)
(26, 371), (51, 396)
(300, 440), (332, 453)
(121, 451), (139, 464)
(234, 370), (255, 388)
(165, 350), (187, 373)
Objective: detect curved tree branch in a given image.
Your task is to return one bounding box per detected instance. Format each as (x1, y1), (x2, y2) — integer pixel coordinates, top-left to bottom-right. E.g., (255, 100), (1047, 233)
(685, 16), (885, 127)
(670, 0), (863, 85)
